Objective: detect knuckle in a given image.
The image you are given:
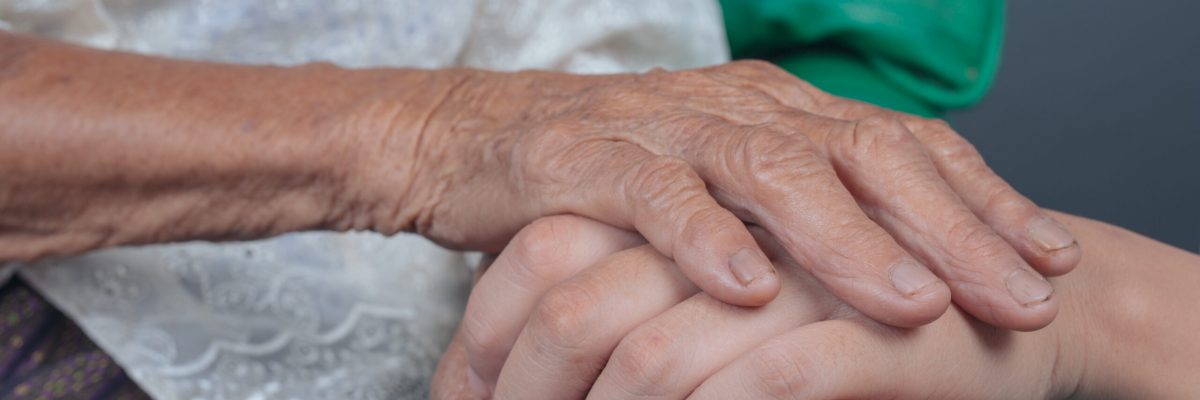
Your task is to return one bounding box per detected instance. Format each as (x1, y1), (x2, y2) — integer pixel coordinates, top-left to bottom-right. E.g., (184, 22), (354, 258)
(724, 60), (830, 105)
(608, 325), (683, 393)
(740, 130), (830, 185)
(676, 206), (741, 255)
(978, 183), (1036, 219)
(905, 115), (954, 135)
(508, 217), (586, 281)
(920, 123), (985, 168)
(945, 217), (1008, 260)
(908, 115), (957, 137)
(815, 96), (873, 119)
(787, 78), (830, 102)
(839, 116), (919, 164)
(747, 346), (812, 399)
(528, 281), (604, 352)
(941, 138), (986, 169)
(460, 307), (506, 362)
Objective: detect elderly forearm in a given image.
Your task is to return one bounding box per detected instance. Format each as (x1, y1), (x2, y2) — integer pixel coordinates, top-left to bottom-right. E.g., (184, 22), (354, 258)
(0, 31), (459, 261)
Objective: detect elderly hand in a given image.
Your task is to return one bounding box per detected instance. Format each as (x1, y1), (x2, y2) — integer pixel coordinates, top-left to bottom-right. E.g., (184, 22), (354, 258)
(389, 61), (1083, 394)
(363, 61), (1078, 327)
(1, 33), (1072, 332)
(433, 214), (1200, 399)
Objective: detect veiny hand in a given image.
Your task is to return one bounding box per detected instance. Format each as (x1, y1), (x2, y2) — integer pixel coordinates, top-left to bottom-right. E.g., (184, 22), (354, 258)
(392, 62), (1082, 393)
(363, 61), (1078, 330)
(0, 32), (1076, 334)
(433, 214), (1200, 399)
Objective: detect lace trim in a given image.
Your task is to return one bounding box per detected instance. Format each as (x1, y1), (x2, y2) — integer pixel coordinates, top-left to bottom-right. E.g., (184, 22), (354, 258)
(154, 303), (416, 377)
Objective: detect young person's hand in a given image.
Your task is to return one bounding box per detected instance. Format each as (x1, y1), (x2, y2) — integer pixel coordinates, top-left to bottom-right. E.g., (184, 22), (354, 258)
(433, 213), (1200, 399)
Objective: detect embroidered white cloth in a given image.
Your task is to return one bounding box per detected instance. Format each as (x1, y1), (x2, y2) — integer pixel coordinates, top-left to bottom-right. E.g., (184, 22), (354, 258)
(0, 1), (728, 398)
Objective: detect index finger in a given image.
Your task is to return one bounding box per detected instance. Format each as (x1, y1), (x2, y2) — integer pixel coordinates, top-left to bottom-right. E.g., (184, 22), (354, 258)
(634, 118), (952, 327)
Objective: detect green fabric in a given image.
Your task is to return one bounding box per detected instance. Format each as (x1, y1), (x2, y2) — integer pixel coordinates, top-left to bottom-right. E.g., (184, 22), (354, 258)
(720, 0), (1005, 117)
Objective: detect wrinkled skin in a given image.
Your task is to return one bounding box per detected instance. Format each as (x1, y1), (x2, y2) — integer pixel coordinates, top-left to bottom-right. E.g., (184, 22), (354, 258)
(373, 61), (1079, 326)
(433, 214), (1200, 399)
(368, 61), (1082, 391)
(4, 33), (1073, 364)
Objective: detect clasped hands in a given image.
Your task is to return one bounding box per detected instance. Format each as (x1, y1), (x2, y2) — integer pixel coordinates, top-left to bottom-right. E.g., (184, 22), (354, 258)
(5, 34), (1193, 398)
(380, 60), (1080, 328)
(398, 61), (1118, 398)
(434, 212), (1200, 398)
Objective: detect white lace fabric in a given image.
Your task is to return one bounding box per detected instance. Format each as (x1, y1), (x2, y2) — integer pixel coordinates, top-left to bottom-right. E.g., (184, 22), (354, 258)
(0, 1), (728, 398)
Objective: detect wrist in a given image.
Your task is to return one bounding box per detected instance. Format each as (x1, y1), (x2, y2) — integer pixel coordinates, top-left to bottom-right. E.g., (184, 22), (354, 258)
(329, 67), (488, 237)
(1057, 220), (1200, 397)
(330, 67), (622, 247)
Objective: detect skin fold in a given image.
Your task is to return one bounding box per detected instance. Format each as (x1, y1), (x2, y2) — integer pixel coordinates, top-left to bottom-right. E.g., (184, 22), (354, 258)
(433, 212), (1200, 399)
(4, 31), (1074, 340)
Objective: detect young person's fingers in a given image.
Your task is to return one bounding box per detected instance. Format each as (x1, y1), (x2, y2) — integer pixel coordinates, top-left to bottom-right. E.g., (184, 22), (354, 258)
(691, 314), (1060, 399)
(584, 244), (836, 399)
(459, 216), (642, 395)
(492, 245), (698, 399)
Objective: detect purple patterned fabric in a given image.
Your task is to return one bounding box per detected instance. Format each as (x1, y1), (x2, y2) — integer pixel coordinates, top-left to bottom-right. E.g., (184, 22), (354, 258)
(0, 278), (150, 400)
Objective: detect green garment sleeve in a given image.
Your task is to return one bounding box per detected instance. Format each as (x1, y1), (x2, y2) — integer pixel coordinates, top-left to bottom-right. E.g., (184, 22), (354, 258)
(720, 0), (1005, 117)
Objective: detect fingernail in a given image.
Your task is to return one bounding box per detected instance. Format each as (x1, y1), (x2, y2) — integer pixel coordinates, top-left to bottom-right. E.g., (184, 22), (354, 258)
(889, 260), (940, 297)
(1028, 216), (1076, 251)
(730, 248), (775, 286)
(1006, 269), (1054, 306)
(467, 367), (491, 399)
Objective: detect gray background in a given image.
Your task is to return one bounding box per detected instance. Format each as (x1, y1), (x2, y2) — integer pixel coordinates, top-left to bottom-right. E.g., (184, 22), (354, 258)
(950, 0), (1200, 251)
